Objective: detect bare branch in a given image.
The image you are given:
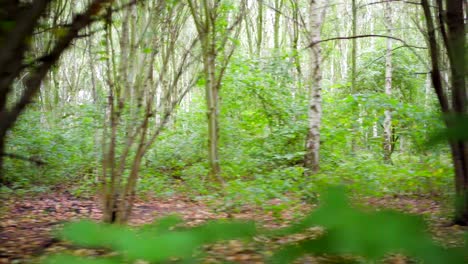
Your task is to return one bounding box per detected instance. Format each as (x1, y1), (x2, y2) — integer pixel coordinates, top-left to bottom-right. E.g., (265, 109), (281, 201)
(1, 0), (116, 137)
(359, 0), (425, 8)
(1, 152), (46, 166)
(306, 34), (426, 49)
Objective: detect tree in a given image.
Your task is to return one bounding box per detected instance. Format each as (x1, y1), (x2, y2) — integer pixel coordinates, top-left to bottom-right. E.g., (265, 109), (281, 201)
(382, 0), (393, 163)
(273, 0), (285, 50)
(257, 0), (264, 55)
(187, 0), (245, 183)
(421, 0), (467, 225)
(304, 0), (326, 174)
(0, 0), (119, 186)
(99, 1), (198, 223)
(350, 0), (358, 152)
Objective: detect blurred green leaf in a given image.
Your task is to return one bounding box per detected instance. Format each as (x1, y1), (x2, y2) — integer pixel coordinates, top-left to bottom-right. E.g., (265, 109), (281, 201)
(43, 255), (117, 264)
(428, 114), (468, 146)
(270, 186), (466, 263)
(45, 187), (467, 264)
(54, 216), (256, 263)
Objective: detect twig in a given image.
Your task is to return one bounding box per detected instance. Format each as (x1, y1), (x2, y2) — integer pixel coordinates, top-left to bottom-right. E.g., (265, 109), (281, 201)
(306, 34), (426, 49)
(1, 152), (46, 166)
(359, 0), (424, 8)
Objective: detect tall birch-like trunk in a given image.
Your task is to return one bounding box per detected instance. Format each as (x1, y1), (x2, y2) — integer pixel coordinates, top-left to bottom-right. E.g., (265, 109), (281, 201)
(304, 0), (325, 174)
(383, 1), (393, 163)
(350, 0), (357, 152)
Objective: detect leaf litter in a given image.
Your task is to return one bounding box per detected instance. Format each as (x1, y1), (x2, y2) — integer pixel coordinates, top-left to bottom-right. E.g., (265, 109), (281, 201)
(0, 191), (465, 264)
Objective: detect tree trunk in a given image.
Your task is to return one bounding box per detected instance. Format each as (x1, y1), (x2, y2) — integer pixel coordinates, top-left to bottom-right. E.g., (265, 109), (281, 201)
(204, 50), (222, 183)
(0, 133), (6, 185)
(304, 0), (325, 174)
(350, 0), (357, 152)
(187, 0), (245, 185)
(450, 142), (468, 225)
(422, 0), (468, 225)
(290, 0), (301, 76)
(445, 0), (468, 225)
(383, 0), (393, 163)
(256, 0), (263, 55)
(273, 0), (283, 50)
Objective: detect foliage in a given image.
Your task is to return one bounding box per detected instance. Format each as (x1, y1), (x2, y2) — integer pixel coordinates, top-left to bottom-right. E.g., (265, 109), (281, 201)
(316, 153), (453, 196)
(43, 187), (468, 264)
(3, 105), (99, 189)
(270, 187), (466, 263)
(45, 216), (256, 263)
(429, 114), (468, 144)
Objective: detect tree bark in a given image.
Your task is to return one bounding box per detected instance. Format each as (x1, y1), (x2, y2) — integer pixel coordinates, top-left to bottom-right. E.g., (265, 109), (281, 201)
(383, 0), (393, 163)
(204, 49), (222, 183)
(422, 0), (468, 225)
(273, 0), (283, 50)
(445, 0), (468, 225)
(0, 133), (6, 185)
(257, 0), (264, 55)
(350, 0), (358, 152)
(187, 0), (244, 184)
(304, 0), (325, 174)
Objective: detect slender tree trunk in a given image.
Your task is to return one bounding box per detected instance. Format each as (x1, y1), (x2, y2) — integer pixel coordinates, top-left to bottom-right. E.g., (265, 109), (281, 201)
(351, 0), (357, 87)
(245, 15), (254, 55)
(273, 0), (283, 50)
(204, 49), (222, 183)
(350, 0), (357, 152)
(188, 0), (245, 184)
(383, 0), (393, 163)
(290, 0), (301, 76)
(257, 0), (263, 55)
(304, 0), (325, 174)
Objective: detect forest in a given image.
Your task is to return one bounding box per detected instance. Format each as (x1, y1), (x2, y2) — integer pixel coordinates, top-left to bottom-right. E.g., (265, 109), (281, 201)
(0, 0), (467, 263)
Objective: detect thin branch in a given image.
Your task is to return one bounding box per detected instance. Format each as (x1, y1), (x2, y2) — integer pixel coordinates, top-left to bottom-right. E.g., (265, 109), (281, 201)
(1, 153), (46, 166)
(0, 0), (117, 138)
(306, 34), (426, 49)
(359, 0), (426, 8)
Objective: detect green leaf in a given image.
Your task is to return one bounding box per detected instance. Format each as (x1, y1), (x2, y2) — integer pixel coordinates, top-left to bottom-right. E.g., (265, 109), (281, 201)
(57, 217), (256, 262)
(142, 47), (152, 54)
(0, 20), (15, 31)
(43, 255), (117, 264)
(270, 186), (466, 263)
(428, 114), (468, 145)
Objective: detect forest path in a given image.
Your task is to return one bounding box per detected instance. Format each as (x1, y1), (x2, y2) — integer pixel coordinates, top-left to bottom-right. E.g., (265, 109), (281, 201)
(0, 191), (464, 263)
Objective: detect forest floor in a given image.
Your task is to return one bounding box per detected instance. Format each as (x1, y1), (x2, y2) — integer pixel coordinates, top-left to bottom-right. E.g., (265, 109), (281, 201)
(0, 189), (466, 264)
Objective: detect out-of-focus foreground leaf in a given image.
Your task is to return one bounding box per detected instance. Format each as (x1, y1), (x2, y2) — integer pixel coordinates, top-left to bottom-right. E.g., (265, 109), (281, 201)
(55, 217), (256, 263)
(43, 187), (467, 263)
(269, 187), (467, 264)
(428, 114), (468, 146)
(44, 254), (117, 264)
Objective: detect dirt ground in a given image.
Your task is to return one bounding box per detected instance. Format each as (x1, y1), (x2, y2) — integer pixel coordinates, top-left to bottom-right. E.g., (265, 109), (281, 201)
(0, 191), (465, 263)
